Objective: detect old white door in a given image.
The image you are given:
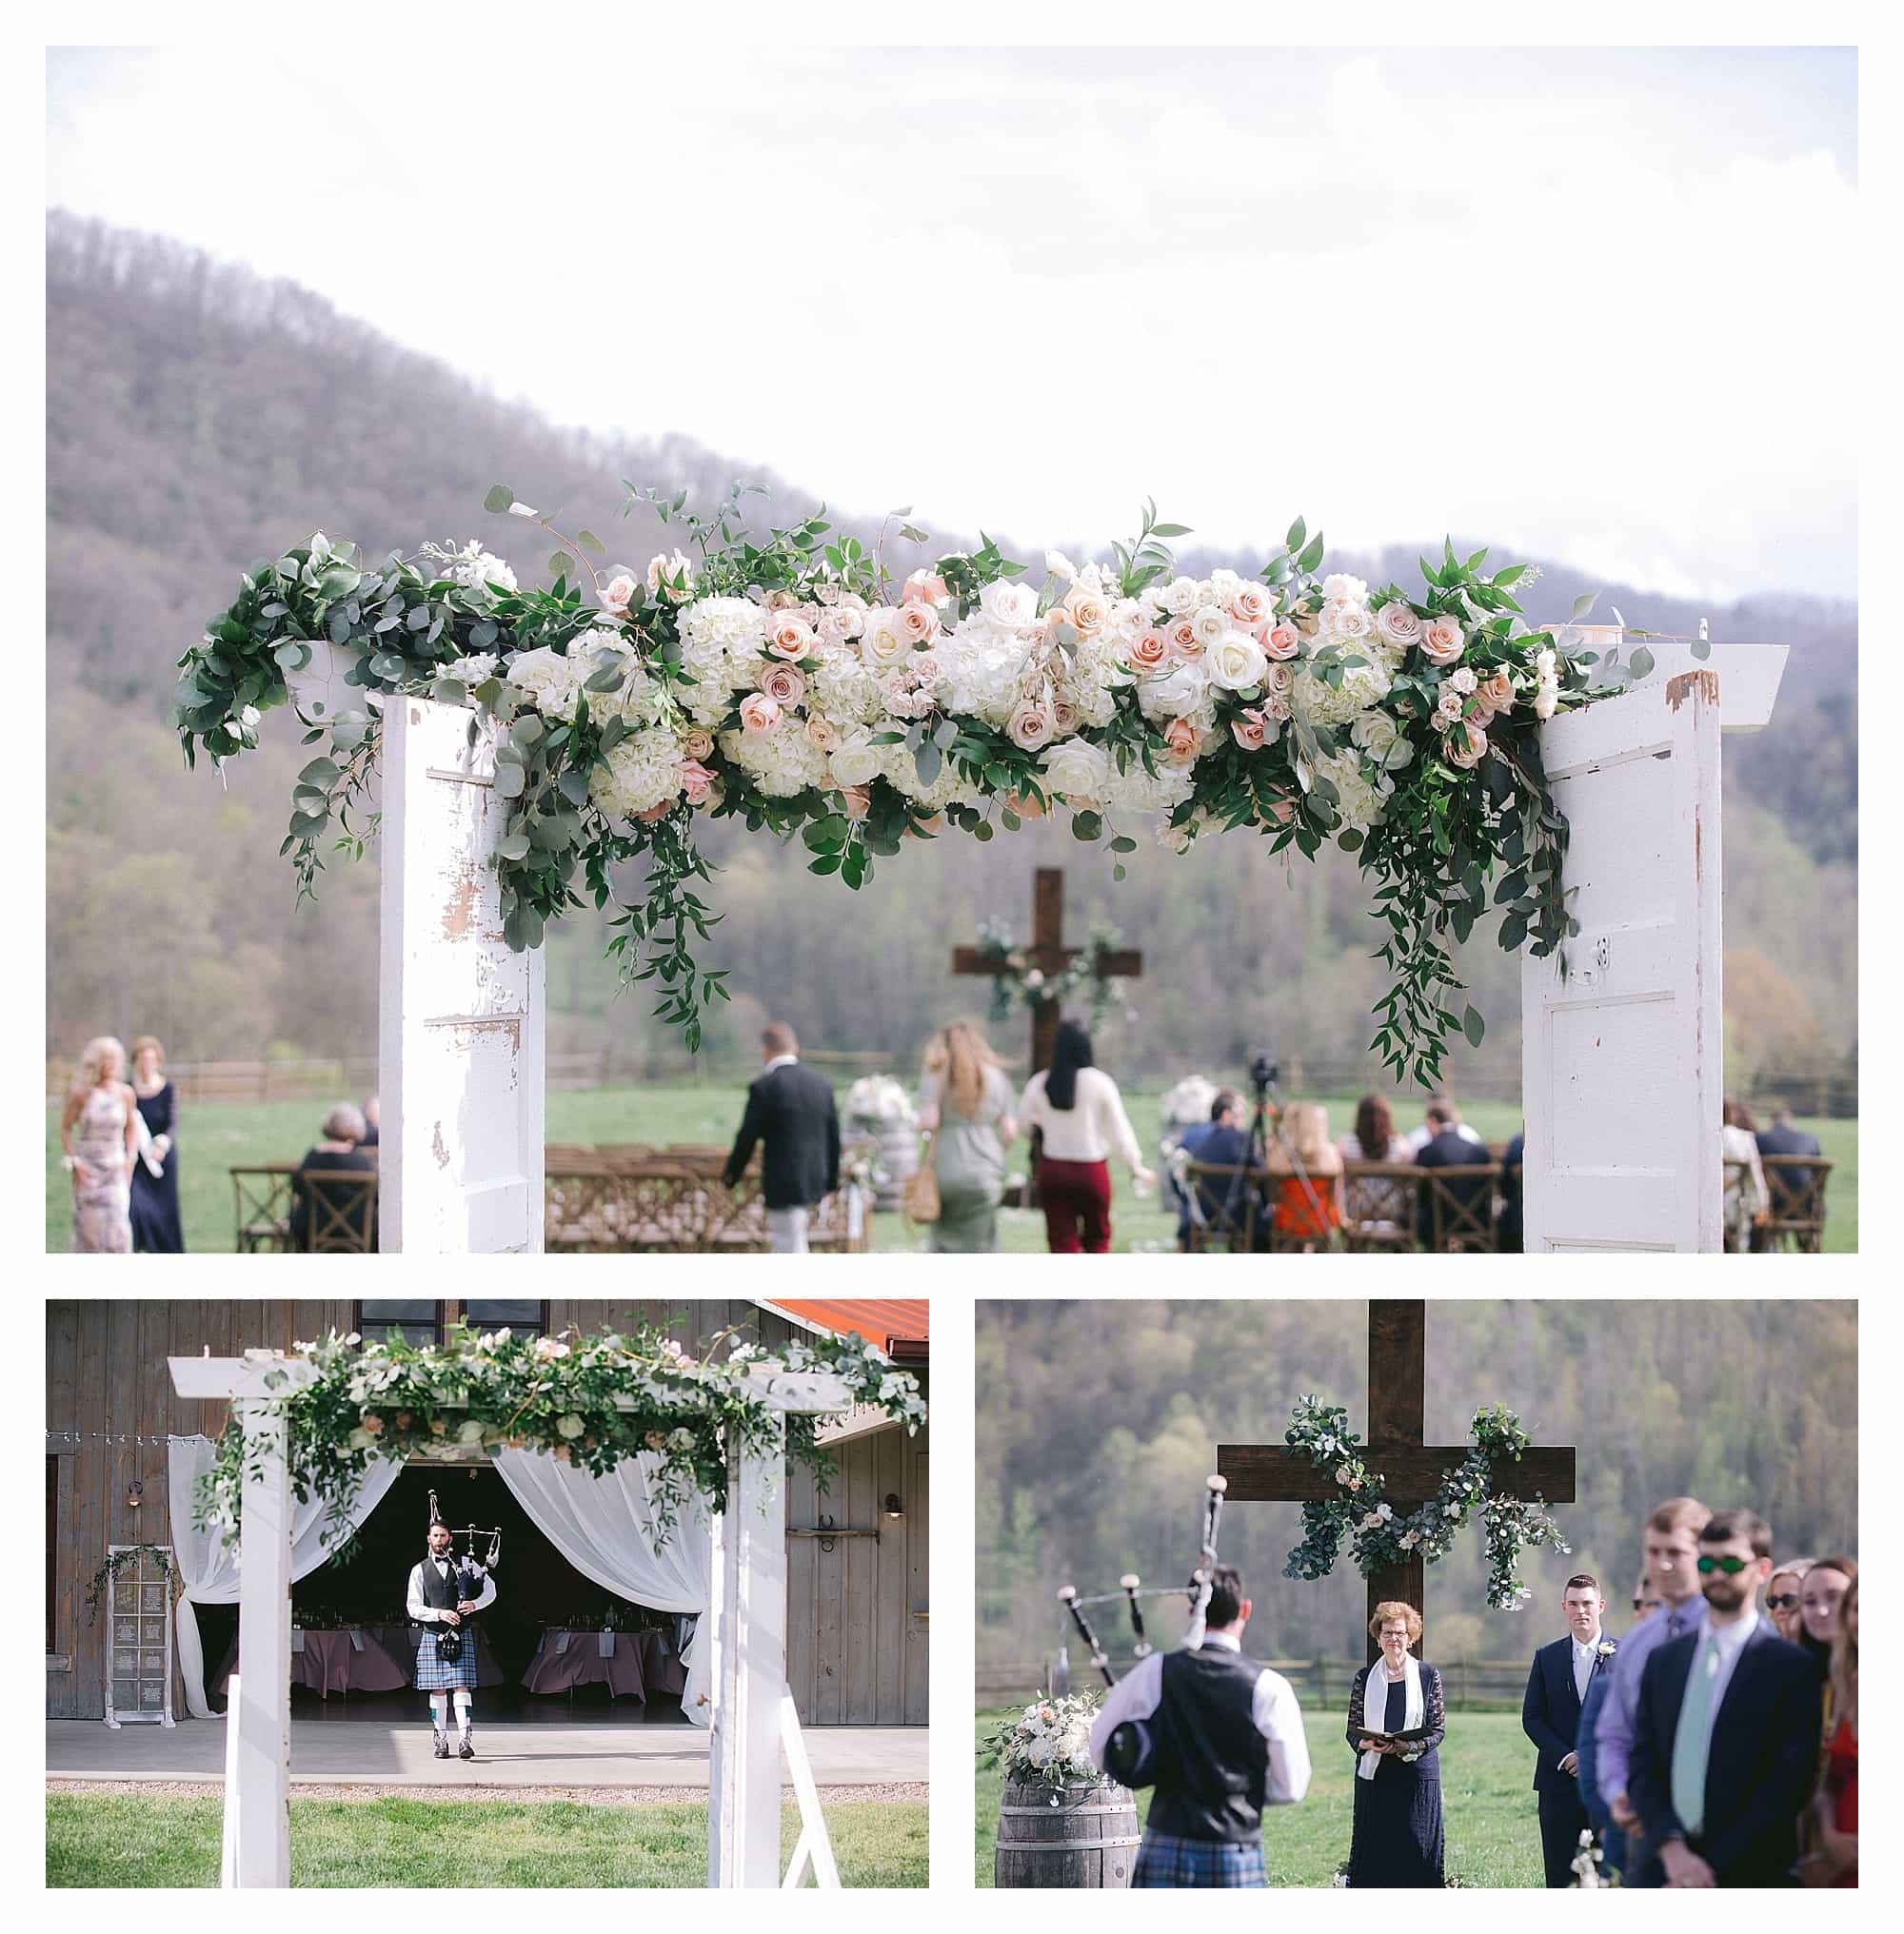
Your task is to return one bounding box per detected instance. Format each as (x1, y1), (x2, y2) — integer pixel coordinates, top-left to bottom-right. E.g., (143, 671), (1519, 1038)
(379, 697), (545, 1252)
(1520, 641), (1787, 1252)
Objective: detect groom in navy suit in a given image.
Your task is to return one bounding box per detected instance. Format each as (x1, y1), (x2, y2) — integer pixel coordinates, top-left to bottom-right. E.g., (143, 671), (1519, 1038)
(1523, 1572), (1615, 1886)
(1627, 1509), (1823, 1886)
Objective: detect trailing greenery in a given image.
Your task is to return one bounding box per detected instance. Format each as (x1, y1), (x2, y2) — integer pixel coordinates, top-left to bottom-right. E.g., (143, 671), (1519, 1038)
(83, 1544), (172, 1626)
(196, 1319), (924, 1553)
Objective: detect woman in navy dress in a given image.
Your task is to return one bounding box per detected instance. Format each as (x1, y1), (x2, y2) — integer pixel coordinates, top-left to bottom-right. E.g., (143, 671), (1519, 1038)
(128, 1036), (186, 1253)
(1345, 1600), (1446, 1887)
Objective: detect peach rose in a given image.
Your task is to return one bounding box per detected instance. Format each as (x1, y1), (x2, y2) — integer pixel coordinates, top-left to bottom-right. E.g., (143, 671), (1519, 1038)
(1256, 792), (1298, 827)
(805, 715), (841, 753)
(818, 605), (861, 645)
(904, 569), (949, 606)
(897, 601), (940, 644)
(1169, 618), (1203, 660)
(679, 759), (716, 806)
(768, 615), (817, 661)
(1231, 708), (1268, 751)
(1480, 668), (1515, 714)
(1007, 701), (1055, 751)
(681, 727), (714, 762)
(837, 784), (872, 819)
(1004, 791), (1046, 820)
(761, 662), (806, 707)
(1419, 613), (1466, 665)
(1051, 696), (1081, 735)
(902, 813), (944, 839)
(1162, 717), (1202, 763)
(636, 800), (673, 824)
(1443, 720), (1488, 769)
(739, 692), (781, 735)
(1229, 583), (1269, 627)
(1061, 586), (1108, 636)
(764, 588), (798, 610)
(1263, 618), (1302, 661)
(1129, 628), (1171, 674)
(646, 550), (695, 598)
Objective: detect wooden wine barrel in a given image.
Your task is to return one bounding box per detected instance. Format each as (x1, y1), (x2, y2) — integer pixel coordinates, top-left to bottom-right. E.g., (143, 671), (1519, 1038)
(995, 1778), (1140, 1887)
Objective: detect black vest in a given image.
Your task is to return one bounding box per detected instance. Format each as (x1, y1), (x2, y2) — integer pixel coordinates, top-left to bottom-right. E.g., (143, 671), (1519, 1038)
(415, 1555), (475, 1615)
(1145, 1642), (1272, 1844)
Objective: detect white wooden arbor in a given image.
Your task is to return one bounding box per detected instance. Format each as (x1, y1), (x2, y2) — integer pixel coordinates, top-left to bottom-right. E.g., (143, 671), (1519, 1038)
(1520, 638), (1787, 1251)
(169, 1350), (852, 1888)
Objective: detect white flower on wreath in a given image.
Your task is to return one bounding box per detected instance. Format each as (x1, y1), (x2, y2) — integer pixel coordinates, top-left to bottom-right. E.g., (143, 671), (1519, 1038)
(534, 1337), (570, 1361)
(446, 540), (518, 601)
(1206, 629), (1270, 692)
(1040, 737), (1111, 806)
(556, 1414), (586, 1440)
(440, 651), (500, 684)
(505, 644), (587, 721)
(978, 579), (1037, 631)
(1044, 549), (1080, 584)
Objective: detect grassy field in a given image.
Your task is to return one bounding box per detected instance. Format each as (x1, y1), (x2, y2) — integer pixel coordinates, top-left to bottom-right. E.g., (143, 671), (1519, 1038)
(47, 1081), (1857, 1254)
(46, 1792), (927, 1886)
(975, 1706), (1543, 1888)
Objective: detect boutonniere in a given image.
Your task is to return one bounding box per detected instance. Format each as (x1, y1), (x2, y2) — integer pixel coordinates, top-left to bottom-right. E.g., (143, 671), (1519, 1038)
(1595, 1640), (1617, 1661)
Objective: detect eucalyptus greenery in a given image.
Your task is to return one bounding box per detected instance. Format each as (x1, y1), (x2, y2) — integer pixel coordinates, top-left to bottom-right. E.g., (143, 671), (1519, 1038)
(177, 484), (1611, 1079)
(84, 1543), (173, 1625)
(1280, 1396), (1570, 1612)
(195, 1319), (925, 1556)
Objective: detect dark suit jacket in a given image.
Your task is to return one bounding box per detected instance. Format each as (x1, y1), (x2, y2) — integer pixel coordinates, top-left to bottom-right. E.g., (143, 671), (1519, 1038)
(1523, 1633), (1610, 1792)
(1628, 1620), (1822, 1886)
(1756, 1122), (1822, 1158)
(723, 1060), (840, 1211)
(1497, 1131), (1526, 1246)
(1414, 1127), (1490, 1240)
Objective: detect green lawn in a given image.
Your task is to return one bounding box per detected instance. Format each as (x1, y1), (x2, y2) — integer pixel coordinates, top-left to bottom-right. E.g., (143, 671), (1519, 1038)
(46, 1792), (926, 1887)
(47, 1082), (1856, 1254)
(976, 1706), (1543, 1888)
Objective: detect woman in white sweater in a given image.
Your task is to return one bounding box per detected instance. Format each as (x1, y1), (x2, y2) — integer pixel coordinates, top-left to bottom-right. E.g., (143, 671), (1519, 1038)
(1018, 1019), (1155, 1253)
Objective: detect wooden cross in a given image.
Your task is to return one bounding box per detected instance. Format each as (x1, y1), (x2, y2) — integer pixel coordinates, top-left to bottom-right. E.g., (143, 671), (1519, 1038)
(950, 867), (1143, 1073)
(1218, 1300), (1576, 1664)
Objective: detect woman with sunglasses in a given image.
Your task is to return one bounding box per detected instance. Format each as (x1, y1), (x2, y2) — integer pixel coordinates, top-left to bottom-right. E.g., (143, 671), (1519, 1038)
(1766, 1559), (1812, 1647)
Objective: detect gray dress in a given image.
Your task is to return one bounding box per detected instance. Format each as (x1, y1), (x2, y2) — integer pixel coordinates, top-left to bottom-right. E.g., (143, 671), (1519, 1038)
(919, 1064), (1014, 1252)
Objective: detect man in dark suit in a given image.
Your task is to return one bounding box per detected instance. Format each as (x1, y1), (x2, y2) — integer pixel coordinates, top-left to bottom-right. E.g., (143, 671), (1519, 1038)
(723, 1021), (840, 1253)
(1523, 1571), (1615, 1886)
(1413, 1100), (1490, 1245)
(1627, 1508), (1823, 1887)
(1755, 1102), (1822, 1159)
(1175, 1089), (1263, 1251)
(1753, 1102), (1824, 1246)
(1497, 1127), (1526, 1252)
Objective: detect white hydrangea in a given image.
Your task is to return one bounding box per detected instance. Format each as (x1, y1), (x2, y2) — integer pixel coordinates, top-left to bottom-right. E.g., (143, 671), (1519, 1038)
(718, 720), (828, 799)
(1103, 754), (1197, 819)
(1293, 661), (1391, 731)
(806, 649), (883, 727)
(566, 627), (669, 727)
(590, 726), (683, 819)
(446, 541), (518, 602)
(1316, 748), (1396, 834)
(934, 621), (1030, 727)
(505, 645), (586, 720)
(1137, 660), (1213, 727)
(677, 598), (767, 720)
(440, 651), (500, 683)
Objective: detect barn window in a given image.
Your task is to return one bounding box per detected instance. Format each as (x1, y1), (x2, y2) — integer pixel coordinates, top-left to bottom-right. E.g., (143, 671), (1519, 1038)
(356, 1300), (441, 1346)
(463, 1300), (546, 1337)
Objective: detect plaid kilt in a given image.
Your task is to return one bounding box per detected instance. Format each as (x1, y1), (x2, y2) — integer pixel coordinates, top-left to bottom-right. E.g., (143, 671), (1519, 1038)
(1133, 1831), (1266, 1888)
(412, 1628), (479, 1691)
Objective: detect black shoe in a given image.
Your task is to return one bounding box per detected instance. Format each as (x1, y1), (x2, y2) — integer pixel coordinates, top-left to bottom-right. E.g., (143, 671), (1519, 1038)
(433, 1732), (449, 1759)
(458, 1732), (474, 1760)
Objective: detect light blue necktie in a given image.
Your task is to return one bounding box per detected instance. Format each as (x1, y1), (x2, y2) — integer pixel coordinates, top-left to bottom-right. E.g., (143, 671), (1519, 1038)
(1670, 1633), (1722, 1836)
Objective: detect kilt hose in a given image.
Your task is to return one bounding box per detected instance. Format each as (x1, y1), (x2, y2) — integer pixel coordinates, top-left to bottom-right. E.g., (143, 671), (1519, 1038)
(413, 1628), (479, 1692)
(1132, 1830), (1267, 1888)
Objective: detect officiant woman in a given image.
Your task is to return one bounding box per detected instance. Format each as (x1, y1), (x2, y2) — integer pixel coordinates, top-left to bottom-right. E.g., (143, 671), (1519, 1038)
(1344, 1602), (1446, 1887)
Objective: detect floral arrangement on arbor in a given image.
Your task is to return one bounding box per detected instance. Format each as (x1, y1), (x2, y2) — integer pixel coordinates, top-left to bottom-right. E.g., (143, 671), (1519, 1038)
(973, 915), (1133, 1033)
(980, 1693), (1108, 1792)
(1280, 1397), (1569, 1611)
(176, 484), (1613, 1083)
(194, 1320), (925, 1553)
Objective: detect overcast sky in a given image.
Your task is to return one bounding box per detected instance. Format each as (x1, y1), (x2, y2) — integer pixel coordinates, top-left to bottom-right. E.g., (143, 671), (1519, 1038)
(46, 44), (1857, 603)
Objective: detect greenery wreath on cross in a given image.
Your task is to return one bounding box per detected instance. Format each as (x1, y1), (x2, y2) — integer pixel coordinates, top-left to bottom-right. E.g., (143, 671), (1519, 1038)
(195, 1320), (925, 1556)
(175, 484), (1619, 1083)
(974, 915), (1133, 1034)
(1280, 1397), (1570, 1610)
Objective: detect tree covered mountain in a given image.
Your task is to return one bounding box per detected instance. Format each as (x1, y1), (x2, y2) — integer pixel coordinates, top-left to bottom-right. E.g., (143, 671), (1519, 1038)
(45, 211), (1857, 1090)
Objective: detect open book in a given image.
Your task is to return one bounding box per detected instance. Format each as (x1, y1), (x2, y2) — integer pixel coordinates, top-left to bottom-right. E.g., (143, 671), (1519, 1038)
(1356, 1727), (1431, 1779)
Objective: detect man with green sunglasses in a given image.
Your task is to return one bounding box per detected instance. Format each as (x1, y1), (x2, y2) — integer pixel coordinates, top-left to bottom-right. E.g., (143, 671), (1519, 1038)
(1626, 1509), (1823, 1887)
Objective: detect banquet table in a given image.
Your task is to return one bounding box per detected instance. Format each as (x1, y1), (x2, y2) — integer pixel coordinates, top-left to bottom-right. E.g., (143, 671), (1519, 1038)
(521, 1628), (684, 1701)
(214, 1627), (412, 1700)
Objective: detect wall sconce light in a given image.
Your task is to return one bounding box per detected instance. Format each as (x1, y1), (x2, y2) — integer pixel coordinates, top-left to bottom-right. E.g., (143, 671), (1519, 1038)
(883, 1492), (904, 1521)
(127, 1478), (144, 1511)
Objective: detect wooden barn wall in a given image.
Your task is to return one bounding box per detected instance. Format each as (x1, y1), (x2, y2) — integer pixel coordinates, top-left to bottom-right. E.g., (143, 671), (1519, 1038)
(49, 1299), (927, 1727)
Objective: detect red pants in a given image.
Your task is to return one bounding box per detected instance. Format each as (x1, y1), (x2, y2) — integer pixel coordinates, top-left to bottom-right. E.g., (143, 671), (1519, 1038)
(1039, 1156), (1114, 1253)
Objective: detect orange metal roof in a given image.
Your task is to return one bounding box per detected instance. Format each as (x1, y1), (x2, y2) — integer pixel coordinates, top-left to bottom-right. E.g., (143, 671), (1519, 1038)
(755, 1299), (929, 1358)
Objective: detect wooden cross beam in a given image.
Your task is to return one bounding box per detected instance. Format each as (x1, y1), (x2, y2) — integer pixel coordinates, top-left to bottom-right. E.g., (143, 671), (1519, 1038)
(950, 867), (1143, 1073)
(1218, 1301), (1576, 1664)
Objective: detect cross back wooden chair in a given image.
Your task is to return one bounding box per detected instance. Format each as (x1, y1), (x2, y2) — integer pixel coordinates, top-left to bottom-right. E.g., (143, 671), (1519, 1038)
(230, 1163), (297, 1252)
(1179, 1158), (1265, 1253)
(1341, 1160), (1421, 1252)
(1760, 1154), (1833, 1253)
(301, 1169), (379, 1253)
(1418, 1164), (1499, 1253)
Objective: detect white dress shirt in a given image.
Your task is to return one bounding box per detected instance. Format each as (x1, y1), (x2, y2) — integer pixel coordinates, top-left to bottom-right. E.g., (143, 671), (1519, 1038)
(1087, 1628), (1312, 1806)
(1573, 1631), (1603, 1704)
(762, 1054), (799, 1075)
(407, 1555), (497, 1622)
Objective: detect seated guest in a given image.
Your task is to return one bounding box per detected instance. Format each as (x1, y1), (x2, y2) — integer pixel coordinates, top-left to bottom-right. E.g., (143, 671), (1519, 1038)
(1498, 1126), (1526, 1252)
(1176, 1088), (1261, 1250)
(1402, 1091), (1485, 1154)
(1767, 1560), (1812, 1647)
(360, 1095), (381, 1149)
(1339, 1093), (1412, 1233)
(1414, 1100), (1491, 1247)
(288, 1103), (375, 1249)
(1719, 1098), (1770, 1250)
(1755, 1100), (1822, 1237)
(1801, 1573), (1856, 1887)
(1265, 1102), (1344, 1249)
(1755, 1101), (1821, 1160)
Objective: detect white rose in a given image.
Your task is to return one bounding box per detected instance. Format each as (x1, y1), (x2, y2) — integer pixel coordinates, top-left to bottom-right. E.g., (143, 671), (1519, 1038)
(1043, 549), (1079, 584)
(1039, 737), (1111, 803)
(1451, 665), (1478, 694)
(1322, 573), (1369, 603)
(1352, 710), (1400, 760)
(978, 579), (1037, 630)
(1160, 575), (1202, 617)
(860, 609), (911, 670)
(1206, 630), (1269, 693)
(1189, 602), (1230, 647)
(828, 730), (883, 789)
(1325, 600), (1372, 640)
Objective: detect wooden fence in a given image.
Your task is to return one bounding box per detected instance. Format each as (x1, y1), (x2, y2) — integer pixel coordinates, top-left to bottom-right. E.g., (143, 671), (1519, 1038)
(978, 1656), (1537, 1712)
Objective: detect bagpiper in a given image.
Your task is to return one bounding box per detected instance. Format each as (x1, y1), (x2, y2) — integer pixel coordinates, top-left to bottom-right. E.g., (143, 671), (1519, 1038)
(407, 1518), (496, 1760)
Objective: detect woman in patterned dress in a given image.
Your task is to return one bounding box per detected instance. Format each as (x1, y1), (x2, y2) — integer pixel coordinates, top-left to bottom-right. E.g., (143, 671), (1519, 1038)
(60, 1036), (138, 1253)
(1345, 1601), (1446, 1887)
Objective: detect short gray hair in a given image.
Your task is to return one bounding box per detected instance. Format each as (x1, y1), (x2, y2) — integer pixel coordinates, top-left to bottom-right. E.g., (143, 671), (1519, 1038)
(321, 1101), (367, 1143)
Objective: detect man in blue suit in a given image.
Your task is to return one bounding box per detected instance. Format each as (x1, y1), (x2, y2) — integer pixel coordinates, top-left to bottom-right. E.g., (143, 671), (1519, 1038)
(1627, 1509), (1823, 1887)
(1523, 1572), (1616, 1886)
(1174, 1089), (1261, 1250)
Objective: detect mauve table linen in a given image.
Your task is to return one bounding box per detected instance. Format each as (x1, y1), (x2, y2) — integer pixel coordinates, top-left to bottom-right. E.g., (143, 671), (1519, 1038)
(522, 1628), (681, 1700)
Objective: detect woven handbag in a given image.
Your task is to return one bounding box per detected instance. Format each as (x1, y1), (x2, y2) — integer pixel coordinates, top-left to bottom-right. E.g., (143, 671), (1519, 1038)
(902, 1139), (942, 1224)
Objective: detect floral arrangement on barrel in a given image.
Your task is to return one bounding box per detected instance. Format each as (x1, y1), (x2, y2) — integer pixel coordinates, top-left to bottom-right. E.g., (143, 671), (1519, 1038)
(176, 483), (1612, 1082)
(973, 915), (1133, 1034)
(1280, 1397), (1570, 1611)
(842, 1075), (919, 1133)
(980, 1693), (1108, 1793)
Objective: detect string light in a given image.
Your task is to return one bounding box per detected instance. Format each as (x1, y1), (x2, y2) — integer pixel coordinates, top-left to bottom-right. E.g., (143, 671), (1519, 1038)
(44, 1431), (202, 1446)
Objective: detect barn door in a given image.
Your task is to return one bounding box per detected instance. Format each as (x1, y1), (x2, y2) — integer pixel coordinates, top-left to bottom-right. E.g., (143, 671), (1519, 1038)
(380, 698), (545, 1253)
(1520, 670), (1721, 1251)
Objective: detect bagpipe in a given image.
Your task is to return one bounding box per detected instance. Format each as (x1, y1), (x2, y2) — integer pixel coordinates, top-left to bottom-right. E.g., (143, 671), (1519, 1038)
(424, 1488), (502, 1663)
(1054, 1474), (1228, 1789)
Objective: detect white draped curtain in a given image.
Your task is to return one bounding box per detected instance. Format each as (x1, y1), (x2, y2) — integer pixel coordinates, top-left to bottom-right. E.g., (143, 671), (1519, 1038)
(492, 1448), (714, 1725)
(166, 1435), (405, 1721)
